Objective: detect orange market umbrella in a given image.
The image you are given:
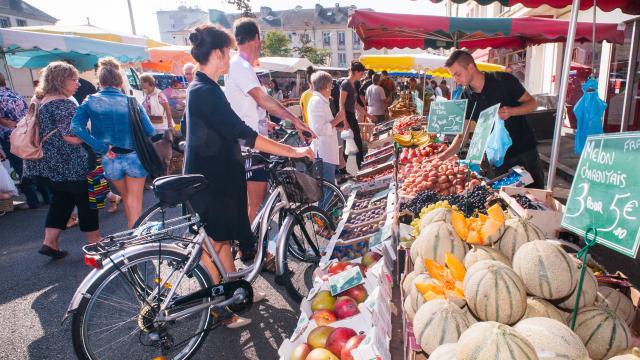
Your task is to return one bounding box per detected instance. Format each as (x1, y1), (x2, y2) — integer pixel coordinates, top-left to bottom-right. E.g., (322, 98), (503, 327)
(142, 45), (193, 74)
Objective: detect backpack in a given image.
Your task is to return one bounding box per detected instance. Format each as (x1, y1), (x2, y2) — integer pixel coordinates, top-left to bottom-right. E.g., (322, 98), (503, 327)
(10, 96), (65, 160)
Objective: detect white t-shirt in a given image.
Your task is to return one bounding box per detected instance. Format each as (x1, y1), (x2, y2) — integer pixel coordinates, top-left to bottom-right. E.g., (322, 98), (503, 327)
(366, 84), (387, 116)
(224, 54), (262, 133)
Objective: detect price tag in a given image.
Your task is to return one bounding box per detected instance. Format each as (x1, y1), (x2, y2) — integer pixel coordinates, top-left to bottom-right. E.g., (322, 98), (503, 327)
(562, 133), (640, 258)
(427, 99), (468, 134)
(466, 103), (499, 164)
(328, 266), (365, 296)
(368, 231), (383, 250)
(369, 188), (390, 205)
(289, 311), (309, 342)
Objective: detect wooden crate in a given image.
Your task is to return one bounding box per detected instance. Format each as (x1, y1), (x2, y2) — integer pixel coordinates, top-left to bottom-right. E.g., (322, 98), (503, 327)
(0, 198), (13, 214)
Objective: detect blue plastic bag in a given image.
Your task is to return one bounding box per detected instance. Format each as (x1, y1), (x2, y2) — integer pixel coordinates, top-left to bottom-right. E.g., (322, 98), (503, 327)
(574, 78), (606, 154)
(485, 117), (512, 167)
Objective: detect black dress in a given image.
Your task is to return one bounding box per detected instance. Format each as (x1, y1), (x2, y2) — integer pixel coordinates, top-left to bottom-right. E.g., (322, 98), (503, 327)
(183, 71), (258, 250)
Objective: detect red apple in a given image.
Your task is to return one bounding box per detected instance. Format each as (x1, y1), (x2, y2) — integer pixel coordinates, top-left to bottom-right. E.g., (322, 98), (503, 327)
(311, 309), (337, 326)
(338, 284), (368, 304)
(327, 262), (350, 275)
(333, 296), (359, 319)
(361, 251), (382, 268)
(326, 327), (358, 359)
(307, 325), (335, 349)
(290, 343), (312, 360)
(305, 348), (339, 360)
(341, 335), (366, 360)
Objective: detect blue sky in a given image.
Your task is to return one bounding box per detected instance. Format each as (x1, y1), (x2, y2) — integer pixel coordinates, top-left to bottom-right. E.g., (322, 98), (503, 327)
(26, 0), (446, 41)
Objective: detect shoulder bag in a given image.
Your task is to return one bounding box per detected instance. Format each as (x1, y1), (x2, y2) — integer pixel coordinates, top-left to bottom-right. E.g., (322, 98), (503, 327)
(127, 97), (164, 178)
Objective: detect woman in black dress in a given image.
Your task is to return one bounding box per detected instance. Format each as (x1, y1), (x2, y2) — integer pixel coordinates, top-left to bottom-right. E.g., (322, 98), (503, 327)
(184, 25), (313, 326)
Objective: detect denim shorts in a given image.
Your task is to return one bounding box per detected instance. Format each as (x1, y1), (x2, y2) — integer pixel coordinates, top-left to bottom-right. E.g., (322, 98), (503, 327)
(102, 152), (148, 180)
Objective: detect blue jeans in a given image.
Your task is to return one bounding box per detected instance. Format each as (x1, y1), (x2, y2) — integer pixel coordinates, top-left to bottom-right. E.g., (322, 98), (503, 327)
(102, 152), (148, 180)
(319, 162), (336, 211)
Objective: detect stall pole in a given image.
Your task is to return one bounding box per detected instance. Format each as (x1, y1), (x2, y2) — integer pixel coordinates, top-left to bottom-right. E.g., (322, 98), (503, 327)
(546, 0), (581, 190)
(0, 51), (15, 90)
(620, 21), (639, 132)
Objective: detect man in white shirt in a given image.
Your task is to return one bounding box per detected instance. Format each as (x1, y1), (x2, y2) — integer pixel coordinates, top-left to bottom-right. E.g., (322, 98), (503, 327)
(365, 74), (387, 123)
(225, 18), (314, 227)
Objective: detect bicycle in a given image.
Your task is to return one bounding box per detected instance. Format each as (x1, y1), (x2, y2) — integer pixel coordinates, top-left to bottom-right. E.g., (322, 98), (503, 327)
(65, 159), (335, 360)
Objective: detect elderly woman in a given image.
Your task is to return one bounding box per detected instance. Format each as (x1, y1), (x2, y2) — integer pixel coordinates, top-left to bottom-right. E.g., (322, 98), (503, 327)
(307, 71), (344, 206)
(140, 73), (174, 136)
(23, 62), (100, 259)
(71, 58), (155, 229)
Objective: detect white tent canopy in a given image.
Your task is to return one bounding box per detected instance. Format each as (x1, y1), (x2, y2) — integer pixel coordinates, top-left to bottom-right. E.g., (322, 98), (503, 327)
(256, 57), (313, 73)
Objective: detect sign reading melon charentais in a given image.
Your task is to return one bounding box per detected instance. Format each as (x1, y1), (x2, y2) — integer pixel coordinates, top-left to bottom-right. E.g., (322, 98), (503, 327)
(562, 132), (640, 258)
(465, 103), (499, 164)
(427, 99), (467, 134)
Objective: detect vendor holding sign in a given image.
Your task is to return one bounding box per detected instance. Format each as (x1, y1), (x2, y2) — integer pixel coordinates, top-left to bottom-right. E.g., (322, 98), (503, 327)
(438, 50), (544, 189)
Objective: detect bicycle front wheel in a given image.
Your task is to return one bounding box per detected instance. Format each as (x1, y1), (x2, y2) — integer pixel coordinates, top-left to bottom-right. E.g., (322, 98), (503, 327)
(71, 249), (213, 360)
(281, 206), (335, 303)
(319, 180), (346, 225)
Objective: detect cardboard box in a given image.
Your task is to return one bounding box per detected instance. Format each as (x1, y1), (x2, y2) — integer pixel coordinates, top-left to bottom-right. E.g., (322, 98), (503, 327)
(499, 186), (565, 238)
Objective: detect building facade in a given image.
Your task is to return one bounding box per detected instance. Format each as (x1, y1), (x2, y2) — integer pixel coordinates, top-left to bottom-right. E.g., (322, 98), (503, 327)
(0, 0), (57, 96)
(449, 2), (639, 132)
(156, 6), (208, 45)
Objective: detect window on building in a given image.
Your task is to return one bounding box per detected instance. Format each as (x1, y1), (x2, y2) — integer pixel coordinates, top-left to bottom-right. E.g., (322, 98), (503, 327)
(0, 17), (10, 28)
(322, 32), (331, 47)
(16, 19), (26, 27)
(338, 53), (347, 67)
(352, 32), (361, 50)
(338, 31), (345, 49)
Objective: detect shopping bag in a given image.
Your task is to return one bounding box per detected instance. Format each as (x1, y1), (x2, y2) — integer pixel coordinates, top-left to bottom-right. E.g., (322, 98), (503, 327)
(0, 160), (18, 196)
(485, 117), (512, 168)
(574, 79), (606, 154)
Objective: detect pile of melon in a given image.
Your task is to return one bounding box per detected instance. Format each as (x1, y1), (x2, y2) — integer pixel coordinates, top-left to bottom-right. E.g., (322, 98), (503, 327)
(403, 203), (637, 359)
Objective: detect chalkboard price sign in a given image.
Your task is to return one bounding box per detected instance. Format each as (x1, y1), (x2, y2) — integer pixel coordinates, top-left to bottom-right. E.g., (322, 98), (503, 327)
(427, 99), (468, 134)
(562, 132), (640, 258)
(465, 103), (499, 164)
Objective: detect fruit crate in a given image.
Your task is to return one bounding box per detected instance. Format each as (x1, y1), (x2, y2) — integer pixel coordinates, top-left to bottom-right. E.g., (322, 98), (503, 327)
(0, 198), (13, 215)
(365, 144), (394, 160)
(499, 186), (565, 238)
(356, 162), (393, 181)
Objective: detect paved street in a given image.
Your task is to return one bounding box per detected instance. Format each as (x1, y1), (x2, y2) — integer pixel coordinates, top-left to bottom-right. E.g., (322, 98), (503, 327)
(0, 191), (298, 360)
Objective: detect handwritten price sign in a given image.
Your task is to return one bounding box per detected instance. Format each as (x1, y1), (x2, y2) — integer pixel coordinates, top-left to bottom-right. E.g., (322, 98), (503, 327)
(427, 99), (467, 135)
(562, 133), (640, 258)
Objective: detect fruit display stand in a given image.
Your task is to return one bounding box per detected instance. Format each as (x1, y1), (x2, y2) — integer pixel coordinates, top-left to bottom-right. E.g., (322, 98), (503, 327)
(499, 186), (565, 238)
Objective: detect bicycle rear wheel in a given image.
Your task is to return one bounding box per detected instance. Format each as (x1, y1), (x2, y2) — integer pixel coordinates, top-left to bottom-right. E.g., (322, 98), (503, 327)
(72, 249), (213, 360)
(281, 206), (335, 303)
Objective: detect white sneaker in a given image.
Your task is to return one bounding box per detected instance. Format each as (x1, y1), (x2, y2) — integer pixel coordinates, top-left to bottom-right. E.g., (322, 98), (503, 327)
(253, 291), (267, 303)
(225, 315), (252, 329)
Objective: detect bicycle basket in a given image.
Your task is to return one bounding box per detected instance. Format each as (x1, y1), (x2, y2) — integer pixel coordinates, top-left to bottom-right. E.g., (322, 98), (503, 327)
(276, 159), (323, 204)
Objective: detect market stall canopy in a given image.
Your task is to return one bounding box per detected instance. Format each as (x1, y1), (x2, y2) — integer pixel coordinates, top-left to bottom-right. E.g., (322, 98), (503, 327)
(426, 0), (640, 14)
(348, 10), (625, 50)
(359, 53), (504, 77)
(142, 45), (194, 74)
(0, 28), (149, 71)
(256, 57), (313, 73)
(15, 24), (166, 48)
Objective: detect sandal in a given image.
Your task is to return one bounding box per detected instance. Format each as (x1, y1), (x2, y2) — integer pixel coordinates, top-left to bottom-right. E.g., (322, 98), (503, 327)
(107, 194), (121, 213)
(38, 245), (68, 259)
(66, 214), (79, 229)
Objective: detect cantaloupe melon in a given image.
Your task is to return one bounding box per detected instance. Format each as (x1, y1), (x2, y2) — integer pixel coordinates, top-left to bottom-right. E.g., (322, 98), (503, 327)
(598, 286), (636, 325)
(609, 347), (640, 359)
(429, 342), (458, 360)
(463, 245), (511, 268)
(523, 297), (566, 323)
(463, 260), (527, 324)
(554, 264), (598, 310)
(462, 305), (479, 325)
(413, 299), (470, 354)
(410, 221), (467, 264)
(495, 218), (545, 260)
(419, 207), (452, 230)
(413, 256), (426, 273)
(451, 204), (505, 245)
(513, 240), (578, 300)
(514, 317), (589, 360)
(456, 321), (538, 360)
(403, 273), (433, 321)
(574, 306), (631, 360)
(402, 270), (420, 295)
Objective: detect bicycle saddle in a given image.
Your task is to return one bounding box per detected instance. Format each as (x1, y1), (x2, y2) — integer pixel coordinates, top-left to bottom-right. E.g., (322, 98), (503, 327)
(152, 174), (208, 206)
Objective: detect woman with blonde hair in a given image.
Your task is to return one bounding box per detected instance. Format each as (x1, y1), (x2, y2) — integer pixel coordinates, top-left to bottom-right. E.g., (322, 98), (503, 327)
(23, 61), (100, 259)
(71, 57), (155, 228)
(140, 73), (174, 136)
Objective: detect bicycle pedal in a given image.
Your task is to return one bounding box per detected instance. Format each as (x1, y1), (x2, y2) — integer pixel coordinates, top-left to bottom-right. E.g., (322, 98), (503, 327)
(208, 308), (233, 329)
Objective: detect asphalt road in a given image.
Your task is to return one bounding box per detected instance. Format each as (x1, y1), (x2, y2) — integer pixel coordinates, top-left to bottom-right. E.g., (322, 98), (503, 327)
(0, 191), (298, 360)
